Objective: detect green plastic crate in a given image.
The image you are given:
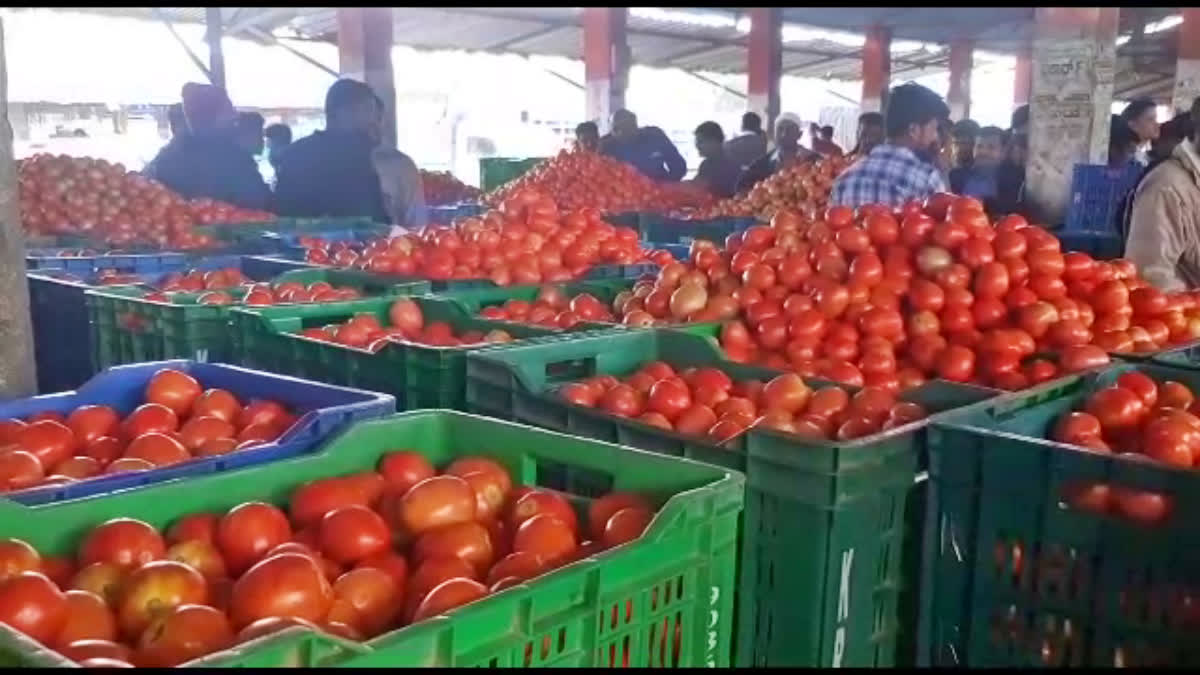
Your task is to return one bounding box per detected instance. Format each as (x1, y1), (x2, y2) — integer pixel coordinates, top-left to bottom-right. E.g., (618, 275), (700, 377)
(479, 157), (547, 192)
(921, 361), (1200, 667)
(0, 410), (743, 667)
(196, 217), (380, 250)
(272, 267), (432, 297)
(465, 326), (998, 667)
(231, 296), (617, 411)
(428, 278), (637, 330)
(86, 276), (429, 371)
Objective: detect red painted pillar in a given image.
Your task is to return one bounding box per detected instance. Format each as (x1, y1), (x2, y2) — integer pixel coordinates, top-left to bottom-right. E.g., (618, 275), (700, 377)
(747, 8), (782, 135)
(337, 8), (396, 148)
(1173, 9), (1200, 113)
(584, 8), (629, 132)
(861, 25), (891, 114)
(1013, 47), (1032, 109)
(1026, 7), (1119, 225)
(947, 39), (973, 121)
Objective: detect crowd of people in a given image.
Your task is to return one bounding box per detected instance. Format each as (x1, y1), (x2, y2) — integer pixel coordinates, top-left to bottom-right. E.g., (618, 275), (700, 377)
(142, 80), (428, 229)
(573, 106), (882, 202)
(142, 77), (1200, 296)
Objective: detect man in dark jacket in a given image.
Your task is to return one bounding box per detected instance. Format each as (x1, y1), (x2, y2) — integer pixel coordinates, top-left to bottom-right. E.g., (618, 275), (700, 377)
(273, 79), (388, 223)
(599, 109), (687, 181)
(143, 83), (271, 211)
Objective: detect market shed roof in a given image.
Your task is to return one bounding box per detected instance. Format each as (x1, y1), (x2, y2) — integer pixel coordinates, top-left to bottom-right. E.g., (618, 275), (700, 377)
(39, 7), (1189, 99)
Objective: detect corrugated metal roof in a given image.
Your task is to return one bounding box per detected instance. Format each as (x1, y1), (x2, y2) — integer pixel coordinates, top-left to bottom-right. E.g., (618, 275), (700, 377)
(30, 6), (1187, 102)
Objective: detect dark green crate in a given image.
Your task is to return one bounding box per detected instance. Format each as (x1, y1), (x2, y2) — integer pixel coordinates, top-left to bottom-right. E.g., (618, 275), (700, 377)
(479, 156), (546, 192)
(86, 275), (429, 371)
(0, 411), (743, 667)
(428, 278), (636, 330)
(465, 325), (997, 667)
(272, 267), (432, 297)
(231, 296), (617, 411)
(921, 361), (1200, 668)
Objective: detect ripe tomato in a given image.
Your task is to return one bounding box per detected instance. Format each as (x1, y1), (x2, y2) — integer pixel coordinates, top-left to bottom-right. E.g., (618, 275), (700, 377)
(134, 603), (234, 667)
(124, 432), (191, 467)
(400, 475), (477, 536)
(121, 404), (179, 439)
(410, 577), (487, 623)
(318, 505), (390, 565)
(79, 519), (165, 570)
(229, 553), (333, 630)
(190, 389), (241, 425)
(216, 502), (293, 575)
(601, 508), (653, 549)
(513, 514), (577, 567)
(0, 571), (67, 645)
(145, 369), (202, 417)
(15, 420), (77, 472)
(66, 406), (120, 446)
(115, 560), (208, 639)
(1085, 387), (1146, 434)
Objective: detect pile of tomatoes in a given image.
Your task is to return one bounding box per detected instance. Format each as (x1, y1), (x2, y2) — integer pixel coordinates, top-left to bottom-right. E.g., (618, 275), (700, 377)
(0, 449), (656, 667)
(420, 170), (482, 207)
(617, 193), (1200, 391)
(476, 286), (616, 330)
(559, 361), (927, 445)
(299, 189), (648, 286)
(0, 369), (295, 494)
(295, 298), (515, 351)
(135, 269), (364, 308)
(17, 154), (274, 249)
(1051, 371), (1200, 524)
(680, 155), (853, 221)
(484, 150), (713, 214)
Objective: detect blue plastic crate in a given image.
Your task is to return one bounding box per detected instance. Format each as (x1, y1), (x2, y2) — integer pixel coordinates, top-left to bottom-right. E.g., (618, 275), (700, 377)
(1056, 230), (1125, 260)
(3, 360), (395, 506)
(1063, 163), (1143, 233)
(25, 250), (188, 274)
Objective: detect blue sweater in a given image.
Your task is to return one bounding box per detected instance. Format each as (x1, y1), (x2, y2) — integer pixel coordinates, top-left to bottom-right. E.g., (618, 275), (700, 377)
(599, 126), (687, 182)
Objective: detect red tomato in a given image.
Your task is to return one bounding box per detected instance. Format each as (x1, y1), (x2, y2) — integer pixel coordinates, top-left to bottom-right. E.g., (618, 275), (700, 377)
(216, 502), (293, 576)
(229, 553), (333, 630)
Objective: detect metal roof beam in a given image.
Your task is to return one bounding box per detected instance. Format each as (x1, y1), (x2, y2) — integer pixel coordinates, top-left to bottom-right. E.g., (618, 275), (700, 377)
(224, 7), (296, 37)
(246, 25), (339, 79)
(152, 7), (213, 83)
(653, 42), (731, 67)
(483, 24), (564, 50)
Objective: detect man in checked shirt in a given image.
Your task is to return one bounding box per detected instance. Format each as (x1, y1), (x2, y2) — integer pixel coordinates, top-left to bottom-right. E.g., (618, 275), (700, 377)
(830, 83), (951, 209)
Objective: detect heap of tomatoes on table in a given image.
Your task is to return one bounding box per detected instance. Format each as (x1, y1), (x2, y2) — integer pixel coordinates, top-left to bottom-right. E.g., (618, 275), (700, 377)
(17, 153), (273, 250)
(0, 446), (657, 667)
(298, 189), (648, 286)
(607, 195), (1200, 392)
(1052, 371), (1200, 524)
(559, 360), (927, 445)
(0, 369), (297, 494)
(681, 153), (852, 221)
(484, 150), (712, 213)
(295, 298), (517, 351)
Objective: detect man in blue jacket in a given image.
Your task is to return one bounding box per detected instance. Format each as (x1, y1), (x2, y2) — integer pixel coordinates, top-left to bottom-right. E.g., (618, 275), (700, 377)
(143, 83), (271, 211)
(599, 109), (687, 182)
(273, 79), (389, 223)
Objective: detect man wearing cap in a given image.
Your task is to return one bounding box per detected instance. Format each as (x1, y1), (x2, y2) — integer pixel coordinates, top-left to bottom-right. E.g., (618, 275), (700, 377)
(274, 79), (389, 223)
(736, 113), (818, 193)
(143, 83), (271, 211)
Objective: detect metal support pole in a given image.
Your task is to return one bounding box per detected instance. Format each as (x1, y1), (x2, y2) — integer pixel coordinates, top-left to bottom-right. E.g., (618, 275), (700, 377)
(205, 8), (226, 89)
